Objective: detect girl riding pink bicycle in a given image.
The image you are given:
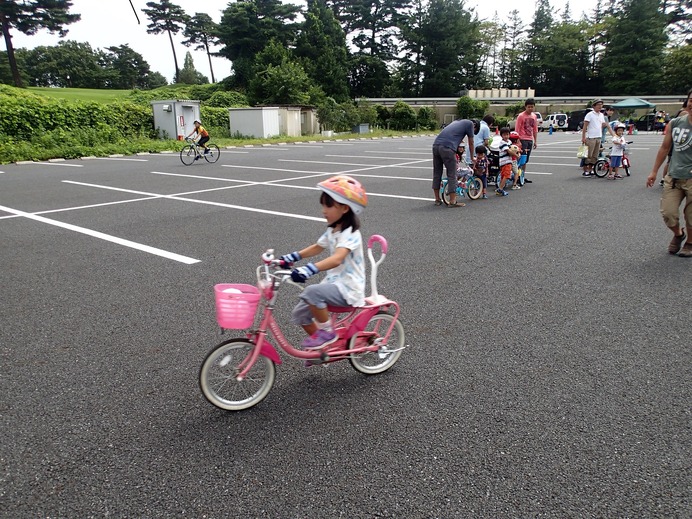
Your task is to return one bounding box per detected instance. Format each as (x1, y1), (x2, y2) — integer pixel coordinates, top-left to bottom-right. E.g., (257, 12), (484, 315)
(199, 176), (406, 411)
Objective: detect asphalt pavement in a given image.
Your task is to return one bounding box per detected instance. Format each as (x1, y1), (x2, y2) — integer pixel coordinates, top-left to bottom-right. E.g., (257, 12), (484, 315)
(1, 131), (689, 518)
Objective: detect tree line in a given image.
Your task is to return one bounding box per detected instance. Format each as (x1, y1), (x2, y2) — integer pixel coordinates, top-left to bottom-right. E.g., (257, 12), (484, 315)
(1, 0), (690, 101)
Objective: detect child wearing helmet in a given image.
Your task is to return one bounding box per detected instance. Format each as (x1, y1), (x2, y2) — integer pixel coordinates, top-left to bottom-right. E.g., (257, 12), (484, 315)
(509, 132), (523, 190)
(278, 175), (368, 349)
(608, 123), (628, 179)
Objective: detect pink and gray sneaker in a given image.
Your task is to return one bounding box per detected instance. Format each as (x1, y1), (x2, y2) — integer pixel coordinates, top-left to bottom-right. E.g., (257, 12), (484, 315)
(302, 329), (337, 349)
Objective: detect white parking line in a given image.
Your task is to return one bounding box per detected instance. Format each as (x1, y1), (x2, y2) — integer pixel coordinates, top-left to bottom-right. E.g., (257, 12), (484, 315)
(95, 157), (149, 162)
(62, 180), (326, 222)
(0, 203), (200, 264)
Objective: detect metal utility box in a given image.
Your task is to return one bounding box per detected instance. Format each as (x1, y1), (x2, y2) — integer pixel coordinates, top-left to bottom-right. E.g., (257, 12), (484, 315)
(229, 107), (281, 138)
(151, 100), (201, 140)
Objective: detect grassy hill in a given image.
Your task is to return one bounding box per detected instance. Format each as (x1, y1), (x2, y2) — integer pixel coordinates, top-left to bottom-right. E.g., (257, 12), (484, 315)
(27, 87), (133, 103)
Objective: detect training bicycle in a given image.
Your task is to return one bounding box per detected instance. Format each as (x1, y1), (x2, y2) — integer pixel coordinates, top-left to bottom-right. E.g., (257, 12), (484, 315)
(180, 137), (220, 165)
(199, 235), (406, 411)
(594, 141), (633, 178)
(440, 169), (483, 204)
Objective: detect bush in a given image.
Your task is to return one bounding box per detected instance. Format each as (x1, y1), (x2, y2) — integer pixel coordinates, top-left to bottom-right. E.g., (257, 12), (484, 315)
(206, 90), (248, 108)
(416, 106), (438, 130)
(389, 100), (417, 131)
(504, 101), (524, 118)
(456, 96), (490, 119)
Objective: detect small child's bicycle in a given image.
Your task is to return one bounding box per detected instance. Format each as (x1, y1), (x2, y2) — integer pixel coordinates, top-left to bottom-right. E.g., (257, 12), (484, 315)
(180, 137), (220, 165)
(594, 141), (633, 178)
(440, 169), (483, 204)
(199, 235), (406, 411)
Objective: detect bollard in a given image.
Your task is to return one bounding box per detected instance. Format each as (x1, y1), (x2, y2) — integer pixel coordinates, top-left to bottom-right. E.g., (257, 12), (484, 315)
(548, 125), (553, 135)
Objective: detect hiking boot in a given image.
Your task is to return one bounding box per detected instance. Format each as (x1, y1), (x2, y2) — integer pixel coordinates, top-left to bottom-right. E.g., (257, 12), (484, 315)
(668, 233), (686, 254)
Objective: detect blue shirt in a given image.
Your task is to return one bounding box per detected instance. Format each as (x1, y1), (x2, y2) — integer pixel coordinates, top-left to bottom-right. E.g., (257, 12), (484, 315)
(433, 119), (475, 150)
(468, 121), (490, 161)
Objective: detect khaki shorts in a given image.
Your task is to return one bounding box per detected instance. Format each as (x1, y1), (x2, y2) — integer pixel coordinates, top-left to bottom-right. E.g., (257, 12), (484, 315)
(660, 176), (692, 229)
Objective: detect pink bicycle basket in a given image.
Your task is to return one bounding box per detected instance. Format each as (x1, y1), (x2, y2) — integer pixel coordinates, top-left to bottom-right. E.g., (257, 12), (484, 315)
(214, 284), (261, 329)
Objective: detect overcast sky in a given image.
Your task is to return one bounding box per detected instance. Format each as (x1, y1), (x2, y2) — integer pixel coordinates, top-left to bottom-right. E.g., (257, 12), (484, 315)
(8, 0), (599, 84)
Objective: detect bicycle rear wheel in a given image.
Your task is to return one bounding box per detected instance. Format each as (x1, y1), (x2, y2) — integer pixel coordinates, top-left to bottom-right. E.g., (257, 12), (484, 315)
(594, 159), (608, 178)
(199, 339), (275, 411)
(180, 145), (197, 166)
(349, 312), (404, 375)
(440, 180), (449, 206)
(204, 144), (220, 163)
(467, 177), (483, 200)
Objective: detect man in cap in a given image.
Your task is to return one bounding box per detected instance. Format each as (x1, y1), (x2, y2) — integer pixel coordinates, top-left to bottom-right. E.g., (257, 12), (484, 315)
(581, 99), (614, 177)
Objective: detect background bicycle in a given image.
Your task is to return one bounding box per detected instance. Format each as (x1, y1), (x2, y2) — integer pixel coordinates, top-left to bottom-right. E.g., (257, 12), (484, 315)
(594, 141), (633, 178)
(180, 137), (220, 165)
(440, 170), (483, 204)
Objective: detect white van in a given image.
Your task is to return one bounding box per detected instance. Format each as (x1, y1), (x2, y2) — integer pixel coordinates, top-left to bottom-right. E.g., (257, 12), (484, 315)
(540, 113), (568, 131)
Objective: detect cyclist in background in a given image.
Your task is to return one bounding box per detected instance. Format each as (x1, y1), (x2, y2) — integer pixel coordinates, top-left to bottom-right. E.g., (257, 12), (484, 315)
(186, 120), (210, 157)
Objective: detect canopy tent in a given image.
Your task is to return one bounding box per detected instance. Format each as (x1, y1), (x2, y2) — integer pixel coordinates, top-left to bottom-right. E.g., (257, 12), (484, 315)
(611, 98), (656, 110)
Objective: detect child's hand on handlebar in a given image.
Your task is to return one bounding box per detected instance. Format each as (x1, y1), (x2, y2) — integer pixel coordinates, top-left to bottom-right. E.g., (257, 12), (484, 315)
(290, 263), (319, 283)
(279, 251), (302, 268)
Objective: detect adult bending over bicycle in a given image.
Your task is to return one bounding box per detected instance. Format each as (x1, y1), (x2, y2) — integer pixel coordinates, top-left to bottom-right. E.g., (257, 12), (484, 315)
(186, 120), (210, 156)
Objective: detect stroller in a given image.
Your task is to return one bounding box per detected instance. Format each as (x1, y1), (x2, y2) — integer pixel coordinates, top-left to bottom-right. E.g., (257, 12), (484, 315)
(487, 134), (525, 187)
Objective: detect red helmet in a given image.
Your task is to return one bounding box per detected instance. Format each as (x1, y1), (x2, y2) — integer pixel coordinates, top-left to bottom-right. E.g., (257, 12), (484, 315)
(509, 131), (520, 140)
(317, 175), (368, 215)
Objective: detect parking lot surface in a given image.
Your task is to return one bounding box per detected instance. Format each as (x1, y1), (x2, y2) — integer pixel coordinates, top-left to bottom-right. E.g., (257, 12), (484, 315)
(1, 133), (689, 517)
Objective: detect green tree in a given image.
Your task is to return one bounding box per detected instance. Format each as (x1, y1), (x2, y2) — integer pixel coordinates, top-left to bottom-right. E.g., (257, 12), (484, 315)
(498, 10), (524, 88)
(348, 54), (391, 97)
(294, 0), (350, 101)
(600, 0), (667, 94)
(397, 0), (425, 96)
(418, 0), (483, 96)
(177, 51), (208, 84)
(662, 43), (692, 93)
(24, 40), (104, 87)
(0, 49), (29, 86)
(0, 0), (80, 87)
(103, 45), (152, 89)
(144, 70), (168, 89)
(142, 0), (189, 83)
(247, 40), (319, 105)
(539, 20), (591, 95)
(182, 12), (219, 83)
(216, 0), (302, 88)
(328, 0), (411, 61)
(518, 0), (554, 91)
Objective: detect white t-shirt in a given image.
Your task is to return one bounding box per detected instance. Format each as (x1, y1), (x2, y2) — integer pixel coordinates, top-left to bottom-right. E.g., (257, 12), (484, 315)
(317, 226), (365, 306)
(611, 135), (626, 156)
(584, 110), (605, 139)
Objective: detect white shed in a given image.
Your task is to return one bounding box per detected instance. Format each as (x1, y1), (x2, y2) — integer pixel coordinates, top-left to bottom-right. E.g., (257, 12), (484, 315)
(151, 100), (201, 140)
(229, 107), (281, 138)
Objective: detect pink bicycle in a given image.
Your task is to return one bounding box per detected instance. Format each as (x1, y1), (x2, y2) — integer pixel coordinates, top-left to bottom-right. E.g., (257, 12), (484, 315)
(199, 235), (406, 411)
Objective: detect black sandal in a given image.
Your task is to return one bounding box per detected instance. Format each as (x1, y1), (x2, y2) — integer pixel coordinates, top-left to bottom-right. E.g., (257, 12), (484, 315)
(434, 200), (443, 206)
(448, 202), (465, 208)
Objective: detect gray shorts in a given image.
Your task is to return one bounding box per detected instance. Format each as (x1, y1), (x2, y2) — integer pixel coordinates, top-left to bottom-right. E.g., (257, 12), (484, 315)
(291, 283), (349, 325)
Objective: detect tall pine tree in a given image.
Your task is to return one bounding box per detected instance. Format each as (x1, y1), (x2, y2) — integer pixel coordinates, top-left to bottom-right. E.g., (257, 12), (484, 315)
(0, 0), (80, 87)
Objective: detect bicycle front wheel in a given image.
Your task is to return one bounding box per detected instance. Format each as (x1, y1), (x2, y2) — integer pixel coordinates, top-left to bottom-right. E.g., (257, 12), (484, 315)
(467, 177), (483, 200)
(204, 144), (220, 163)
(199, 339), (276, 411)
(180, 145), (197, 166)
(349, 312), (405, 375)
(594, 160), (608, 178)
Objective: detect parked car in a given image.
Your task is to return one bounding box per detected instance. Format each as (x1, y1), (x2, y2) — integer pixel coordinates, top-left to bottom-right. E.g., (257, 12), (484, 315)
(508, 112), (542, 131)
(540, 113), (568, 131)
(634, 113), (656, 131)
(567, 109), (592, 132)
